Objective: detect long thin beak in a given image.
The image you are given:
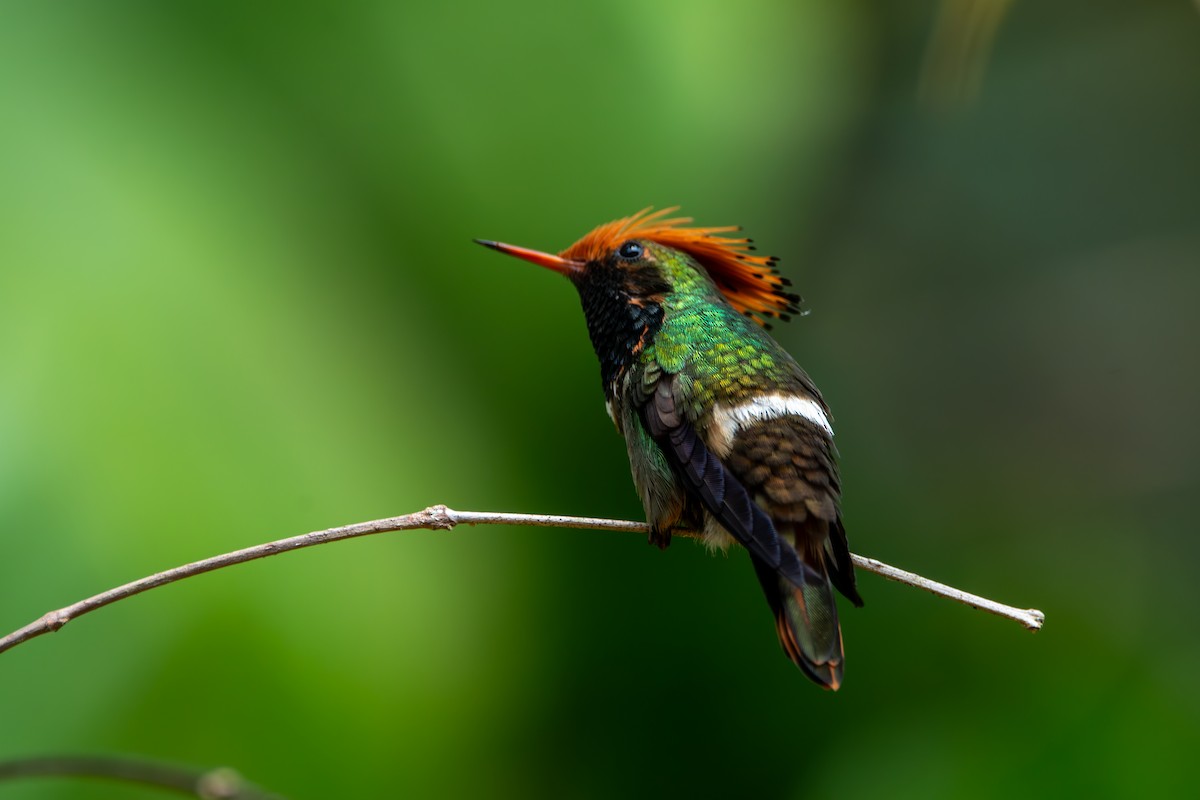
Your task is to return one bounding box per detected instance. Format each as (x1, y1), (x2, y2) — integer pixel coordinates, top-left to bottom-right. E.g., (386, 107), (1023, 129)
(474, 239), (584, 277)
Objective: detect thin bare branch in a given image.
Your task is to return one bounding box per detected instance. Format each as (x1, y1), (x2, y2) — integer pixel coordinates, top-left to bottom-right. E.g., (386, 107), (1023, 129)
(0, 505), (1043, 657)
(0, 755), (284, 798)
(849, 554), (1044, 631)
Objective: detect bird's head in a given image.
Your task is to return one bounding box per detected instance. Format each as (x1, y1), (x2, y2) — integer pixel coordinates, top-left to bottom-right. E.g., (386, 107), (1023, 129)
(476, 207), (800, 327)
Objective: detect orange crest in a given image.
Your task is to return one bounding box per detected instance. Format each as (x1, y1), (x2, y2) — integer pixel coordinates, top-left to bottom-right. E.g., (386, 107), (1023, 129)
(559, 207), (801, 326)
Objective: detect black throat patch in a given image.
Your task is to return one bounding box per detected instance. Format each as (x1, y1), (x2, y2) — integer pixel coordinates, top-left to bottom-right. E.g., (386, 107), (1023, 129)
(571, 262), (668, 398)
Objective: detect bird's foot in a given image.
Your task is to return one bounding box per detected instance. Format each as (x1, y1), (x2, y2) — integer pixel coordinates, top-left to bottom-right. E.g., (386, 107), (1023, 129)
(648, 525), (672, 550)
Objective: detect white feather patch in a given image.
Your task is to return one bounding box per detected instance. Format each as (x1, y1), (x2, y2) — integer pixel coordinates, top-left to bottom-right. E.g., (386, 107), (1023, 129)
(709, 393), (833, 455)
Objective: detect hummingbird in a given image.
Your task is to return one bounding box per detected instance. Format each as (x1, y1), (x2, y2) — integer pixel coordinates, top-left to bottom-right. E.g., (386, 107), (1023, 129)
(476, 208), (863, 689)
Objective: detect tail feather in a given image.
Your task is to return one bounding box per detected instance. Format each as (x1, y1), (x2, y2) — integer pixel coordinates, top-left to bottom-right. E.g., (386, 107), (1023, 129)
(751, 546), (846, 690)
(826, 518), (864, 608)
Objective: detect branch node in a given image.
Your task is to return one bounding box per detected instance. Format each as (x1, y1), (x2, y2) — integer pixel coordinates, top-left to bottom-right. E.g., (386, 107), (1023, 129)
(423, 504), (457, 530)
(41, 610), (68, 632)
(196, 766), (246, 799)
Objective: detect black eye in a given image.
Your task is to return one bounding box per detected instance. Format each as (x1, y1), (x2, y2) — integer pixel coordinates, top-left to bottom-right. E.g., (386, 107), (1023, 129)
(617, 240), (643, 261)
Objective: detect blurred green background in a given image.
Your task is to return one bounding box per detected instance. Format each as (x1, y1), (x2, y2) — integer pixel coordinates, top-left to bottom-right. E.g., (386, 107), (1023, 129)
(1, 0), (1197, 797)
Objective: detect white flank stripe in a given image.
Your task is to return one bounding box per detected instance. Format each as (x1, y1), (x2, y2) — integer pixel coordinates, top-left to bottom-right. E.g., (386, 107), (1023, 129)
(714, 393), (833, 439)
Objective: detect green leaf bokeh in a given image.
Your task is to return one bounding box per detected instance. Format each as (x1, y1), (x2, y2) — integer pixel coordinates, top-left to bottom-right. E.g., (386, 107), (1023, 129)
(1, 1), (1197, 797)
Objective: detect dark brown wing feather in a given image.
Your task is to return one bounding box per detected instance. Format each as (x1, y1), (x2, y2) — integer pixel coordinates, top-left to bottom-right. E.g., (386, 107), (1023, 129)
(726, 415), (862, 607)
(729, 414), (862, 688)
(639, 373), (862, 688)
(640, 377), (816, 589)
